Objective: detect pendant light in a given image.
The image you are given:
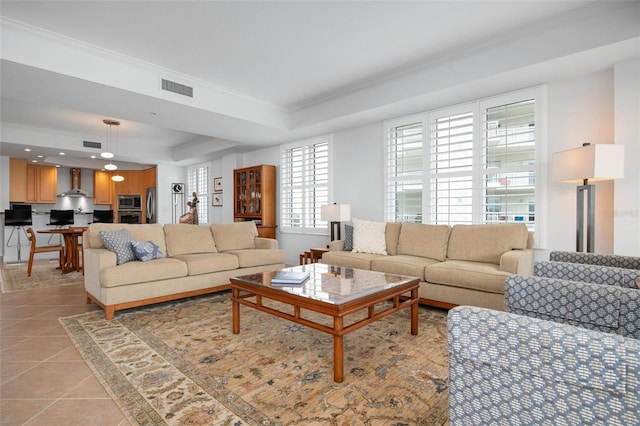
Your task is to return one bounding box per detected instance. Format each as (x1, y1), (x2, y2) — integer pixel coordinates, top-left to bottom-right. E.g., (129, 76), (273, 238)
(102, 119), (125, 182)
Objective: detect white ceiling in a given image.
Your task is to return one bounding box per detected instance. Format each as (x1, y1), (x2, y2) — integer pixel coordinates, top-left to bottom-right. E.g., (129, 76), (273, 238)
(1, 0), (638, 168)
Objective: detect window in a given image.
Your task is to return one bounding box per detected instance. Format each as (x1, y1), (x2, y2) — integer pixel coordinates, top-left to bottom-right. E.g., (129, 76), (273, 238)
(187, 165), (209, 224)
(280, 136), (330, 233)
(385, 88), (540, 232)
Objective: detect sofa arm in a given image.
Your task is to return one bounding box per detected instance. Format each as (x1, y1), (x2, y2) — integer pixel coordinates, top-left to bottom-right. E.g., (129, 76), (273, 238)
(255, 238), (279, 250)
(499, 248), (533, 274)
(535, 260), (640, 289)
(448, 306), (640, 426)
(83, 248), (117, 299)
(505, 275), (640, 339)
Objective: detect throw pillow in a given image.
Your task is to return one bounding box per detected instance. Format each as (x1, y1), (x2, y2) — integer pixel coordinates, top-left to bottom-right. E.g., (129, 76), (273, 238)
(343, 224), (353, 251)
(99, 229), (137, 265)
(131, 240), (165, 262)
(352, 218), (387, 255)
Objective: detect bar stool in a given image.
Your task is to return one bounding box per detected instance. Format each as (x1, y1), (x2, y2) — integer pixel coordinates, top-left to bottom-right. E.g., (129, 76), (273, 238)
(4, 209), (33, 264)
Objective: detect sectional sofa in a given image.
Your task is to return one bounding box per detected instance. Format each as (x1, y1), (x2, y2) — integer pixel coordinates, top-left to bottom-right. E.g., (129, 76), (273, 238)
(321, 220), (534, 310)
(83, 221), (286, 319)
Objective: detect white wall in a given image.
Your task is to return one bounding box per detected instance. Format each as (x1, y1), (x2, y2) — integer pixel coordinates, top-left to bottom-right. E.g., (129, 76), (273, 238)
(156, 163), (187, 225)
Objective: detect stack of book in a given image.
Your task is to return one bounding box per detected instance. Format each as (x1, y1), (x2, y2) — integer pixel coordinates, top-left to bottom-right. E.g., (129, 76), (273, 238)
(271, 270), (310, 285)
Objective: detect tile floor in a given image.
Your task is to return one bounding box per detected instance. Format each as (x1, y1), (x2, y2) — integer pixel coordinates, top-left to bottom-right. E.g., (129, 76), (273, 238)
(0, 262), (129, 425)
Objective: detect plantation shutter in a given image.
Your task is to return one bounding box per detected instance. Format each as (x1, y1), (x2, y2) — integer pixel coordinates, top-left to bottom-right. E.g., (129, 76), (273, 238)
(384, 119), (424, 222)
(281, 137), (330, 232)
(429, 111), (474, 224)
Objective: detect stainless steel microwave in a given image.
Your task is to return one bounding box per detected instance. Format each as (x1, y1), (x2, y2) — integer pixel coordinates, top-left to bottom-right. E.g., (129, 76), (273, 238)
(118, 194), (142, 210)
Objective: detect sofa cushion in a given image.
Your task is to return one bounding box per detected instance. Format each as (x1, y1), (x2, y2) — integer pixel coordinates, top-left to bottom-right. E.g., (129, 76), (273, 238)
(385, 222), (402, 256)
(321, 251), (382, 270)
(447, 224), (529, 264)
(426, 260), (511, 294)
(371, 255), (440, 281)
(99, 229), (137, 265)
(211, 222), (257, 251)
(172, 253), (239, 275)
(397, 223), (451, 261)
(224, 249), (286, 268)
(164, 224), (217, 256)
(352, 218), (387, 255)
(131, 240), (165, 262)
(100, 257), (188, 288)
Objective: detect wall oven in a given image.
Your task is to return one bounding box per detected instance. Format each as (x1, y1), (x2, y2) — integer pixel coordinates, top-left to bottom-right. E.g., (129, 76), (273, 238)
(118, 194), (142, 211)
(118, 210), (142, 224)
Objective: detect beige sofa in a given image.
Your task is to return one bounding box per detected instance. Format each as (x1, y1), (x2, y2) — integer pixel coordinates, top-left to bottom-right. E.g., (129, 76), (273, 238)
(84, 222), (286, 319)
(321, 222), (533, 311)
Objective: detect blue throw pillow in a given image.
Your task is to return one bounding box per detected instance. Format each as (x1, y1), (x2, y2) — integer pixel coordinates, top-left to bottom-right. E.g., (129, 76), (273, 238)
(131, 240), (165, 262)
(99, 229), (136, 265)
(343, 224), (353, 251)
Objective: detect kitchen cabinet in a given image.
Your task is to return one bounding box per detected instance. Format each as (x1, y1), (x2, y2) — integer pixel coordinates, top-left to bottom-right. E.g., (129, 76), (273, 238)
(233, 164), (276, 238)
(93, 170), (113, 205)
(26, 164), (57, 203)
(142, 167), (156, 189)
(113, 171), (143, 195)
(9, 158), (28, 202)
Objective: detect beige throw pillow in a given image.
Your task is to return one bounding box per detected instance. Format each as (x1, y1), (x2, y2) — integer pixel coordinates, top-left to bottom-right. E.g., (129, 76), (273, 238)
(164, 224), (217, 256)
(352, 218), (387, 255)
(397, 223), (451, 261)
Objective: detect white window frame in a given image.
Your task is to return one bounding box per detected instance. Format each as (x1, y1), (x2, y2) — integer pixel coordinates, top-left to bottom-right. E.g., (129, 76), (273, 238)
(280, 135), (332, 235)
(384, 86), (546, 247)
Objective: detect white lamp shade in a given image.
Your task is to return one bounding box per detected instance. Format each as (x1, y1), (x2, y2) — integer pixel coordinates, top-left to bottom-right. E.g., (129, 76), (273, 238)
(321, 204), (351, 222)
(552, 144), (624, 183)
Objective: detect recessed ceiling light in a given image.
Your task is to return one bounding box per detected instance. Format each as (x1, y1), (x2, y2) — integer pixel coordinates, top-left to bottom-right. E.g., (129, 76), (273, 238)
(24, 148), (31, 152)
(37, 155), (43, 158)
(101, 152), (114, 159)
(59, 152), (65, 155)
(55, 165), (61, 168)
(90, 155), (96, 159)
(31, 160), (38, 163)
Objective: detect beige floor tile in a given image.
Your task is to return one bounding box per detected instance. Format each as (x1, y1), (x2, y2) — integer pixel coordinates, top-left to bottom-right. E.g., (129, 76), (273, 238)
(24, 399), (127, 426)
(0, 399), (55, 426)
(0, 319), (64, 337)
(1, 361), (93, 399)
(63, 375), (112, 399)
(0, 361), (39, 384)
(0, 336), (73, 362)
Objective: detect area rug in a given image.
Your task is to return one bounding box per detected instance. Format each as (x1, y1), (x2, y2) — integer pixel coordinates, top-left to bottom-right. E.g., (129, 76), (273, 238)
(61, 292), (449, 425)
(0, 262), (83, 293)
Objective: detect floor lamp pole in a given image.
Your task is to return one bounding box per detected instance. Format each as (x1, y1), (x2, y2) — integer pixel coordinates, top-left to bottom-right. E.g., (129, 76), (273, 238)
(576, 179), (595, 253)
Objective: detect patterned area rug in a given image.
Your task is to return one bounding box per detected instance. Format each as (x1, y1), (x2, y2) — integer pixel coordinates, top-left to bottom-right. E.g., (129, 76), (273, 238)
(61, 292), (450, 425)
(0, 262), (83, 293)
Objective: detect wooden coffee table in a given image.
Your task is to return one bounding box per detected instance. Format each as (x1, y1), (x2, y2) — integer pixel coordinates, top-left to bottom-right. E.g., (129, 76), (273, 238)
(230, 263), (420, 382)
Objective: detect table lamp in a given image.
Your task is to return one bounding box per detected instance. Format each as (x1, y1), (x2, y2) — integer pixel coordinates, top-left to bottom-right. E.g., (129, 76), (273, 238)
(552, 143), (624, 252)
(321, 203), (351, 241)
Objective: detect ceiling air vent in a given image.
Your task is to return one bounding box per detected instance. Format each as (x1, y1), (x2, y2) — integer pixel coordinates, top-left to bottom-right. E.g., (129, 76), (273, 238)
(83, 140), (102, 149)
(162, 79), (193, 97)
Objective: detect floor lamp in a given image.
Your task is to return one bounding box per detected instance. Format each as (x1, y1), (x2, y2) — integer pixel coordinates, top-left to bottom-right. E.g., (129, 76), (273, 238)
(321, 203), (351, 241)
(552, 143), (624, 253)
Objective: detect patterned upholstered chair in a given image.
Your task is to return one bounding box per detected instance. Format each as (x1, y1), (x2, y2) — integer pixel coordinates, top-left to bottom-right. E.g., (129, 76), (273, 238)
(549, 250), (640, 270)
(534, 260), (640, 289)
(505, 275), (639, 339)
(448, 306), (639, 425)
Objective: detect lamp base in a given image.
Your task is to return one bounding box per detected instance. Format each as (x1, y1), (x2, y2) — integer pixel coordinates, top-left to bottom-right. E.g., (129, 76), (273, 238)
(576, 183), (595, 253)
(330, 221), (341, 241)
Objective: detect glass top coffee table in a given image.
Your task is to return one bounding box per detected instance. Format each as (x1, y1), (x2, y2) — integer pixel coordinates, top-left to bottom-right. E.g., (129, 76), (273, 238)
(230, 263), (420, 383)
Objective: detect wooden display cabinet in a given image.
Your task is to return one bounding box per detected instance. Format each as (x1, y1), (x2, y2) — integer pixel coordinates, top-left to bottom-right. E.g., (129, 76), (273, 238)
(233, 164), (276, 239)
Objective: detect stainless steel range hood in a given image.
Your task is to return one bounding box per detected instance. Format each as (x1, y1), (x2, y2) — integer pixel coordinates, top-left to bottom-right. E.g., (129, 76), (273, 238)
(58, 168), (90, 198)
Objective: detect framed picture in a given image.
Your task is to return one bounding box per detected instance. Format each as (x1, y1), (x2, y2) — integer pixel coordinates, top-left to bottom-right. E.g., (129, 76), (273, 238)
(212, 192), (223, 206)
(213, 177), (223, 192)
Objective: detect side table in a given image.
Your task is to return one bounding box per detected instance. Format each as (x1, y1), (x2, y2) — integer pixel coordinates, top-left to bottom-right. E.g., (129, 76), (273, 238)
(299, 247), (329, 265)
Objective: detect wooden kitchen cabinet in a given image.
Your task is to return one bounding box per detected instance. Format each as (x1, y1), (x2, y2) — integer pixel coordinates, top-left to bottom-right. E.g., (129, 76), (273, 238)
(93, 170), (113, 205)
(25, 164), (57, 203)
(142, 167), (156, 189)
(113, 170), (143, 195)
(9, 158), (28, 201)
(233, 164), (276, 238)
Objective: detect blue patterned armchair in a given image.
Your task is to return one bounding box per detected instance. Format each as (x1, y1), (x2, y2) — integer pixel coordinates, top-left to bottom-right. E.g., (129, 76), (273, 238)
(448, 306), (639, 425)
(549, 250), (640, 270)
(534, 260), (640, 289)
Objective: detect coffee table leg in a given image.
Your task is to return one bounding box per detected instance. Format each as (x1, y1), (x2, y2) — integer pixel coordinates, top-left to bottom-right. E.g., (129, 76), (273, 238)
(232, 287), (240, 334)
(411, 287), (419, 335)
(334, 317), (344, 383)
